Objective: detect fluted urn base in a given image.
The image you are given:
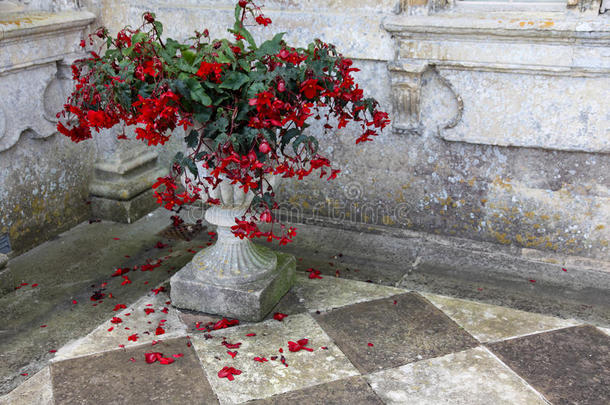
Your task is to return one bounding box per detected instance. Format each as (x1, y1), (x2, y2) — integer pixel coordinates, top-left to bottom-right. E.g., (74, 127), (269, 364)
(170, 251), (296, 321)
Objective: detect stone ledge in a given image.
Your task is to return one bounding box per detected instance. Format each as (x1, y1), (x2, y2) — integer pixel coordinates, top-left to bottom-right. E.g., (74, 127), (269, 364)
(269, 216), (610, 299)
(0, 10), (95, 41)
(384, 12), (610, 42)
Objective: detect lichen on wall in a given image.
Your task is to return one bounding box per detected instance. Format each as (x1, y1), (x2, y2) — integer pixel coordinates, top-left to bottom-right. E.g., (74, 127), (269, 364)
(0, 134), (95, 255)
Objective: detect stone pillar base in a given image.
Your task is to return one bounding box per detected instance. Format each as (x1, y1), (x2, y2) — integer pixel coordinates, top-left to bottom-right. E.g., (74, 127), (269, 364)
(89, 188), (160, 224)
(89, 147), (166, 223)
(170, 250), (296, 322)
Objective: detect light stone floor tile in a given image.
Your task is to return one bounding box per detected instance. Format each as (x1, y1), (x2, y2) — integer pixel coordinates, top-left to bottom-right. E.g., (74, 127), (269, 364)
(293, 273), (406, 312)
(191, 312), (359, 404)
(0, 367), (53, 405)
(53, 291), (187, 361)
(422, 292), (579, 343)
(365, 346), (548, 405)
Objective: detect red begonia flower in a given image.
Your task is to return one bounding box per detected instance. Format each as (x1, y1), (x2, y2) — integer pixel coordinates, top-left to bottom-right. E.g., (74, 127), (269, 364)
(110, 317), (122, 324)
(227, 351), (237, 359)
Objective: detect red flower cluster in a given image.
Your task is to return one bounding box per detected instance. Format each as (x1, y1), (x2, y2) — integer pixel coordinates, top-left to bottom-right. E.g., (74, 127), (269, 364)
(57, 1), (390, 246)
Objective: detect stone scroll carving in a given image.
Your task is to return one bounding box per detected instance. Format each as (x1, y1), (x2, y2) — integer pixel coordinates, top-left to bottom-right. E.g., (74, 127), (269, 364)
(388, 61), (428, 135)
(0, 10), (95, 152)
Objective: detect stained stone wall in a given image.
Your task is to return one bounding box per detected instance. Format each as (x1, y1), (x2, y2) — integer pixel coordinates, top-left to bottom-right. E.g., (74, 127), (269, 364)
(98, 0), (609, 261)
(0, 8), (97, 254)
(1, 0), (608, 263)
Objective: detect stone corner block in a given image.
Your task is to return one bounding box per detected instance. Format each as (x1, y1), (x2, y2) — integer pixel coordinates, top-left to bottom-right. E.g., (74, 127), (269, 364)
(0, 253), (8, 270)
(170, 251), (296, 322)
(89, 188), (160, 224)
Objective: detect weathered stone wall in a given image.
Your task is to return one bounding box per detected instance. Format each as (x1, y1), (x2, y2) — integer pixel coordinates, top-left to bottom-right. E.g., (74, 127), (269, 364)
(1, 0), (607, 263)
(0, 9), (97, 254)
(95, 0), (609, 261)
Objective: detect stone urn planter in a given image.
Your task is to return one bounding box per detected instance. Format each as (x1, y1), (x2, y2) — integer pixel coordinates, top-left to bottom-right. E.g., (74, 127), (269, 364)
(170, 161), (296, 321)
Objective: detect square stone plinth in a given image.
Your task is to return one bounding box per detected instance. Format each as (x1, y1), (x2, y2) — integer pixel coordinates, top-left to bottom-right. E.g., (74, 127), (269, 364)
(170, 252), (296, 322)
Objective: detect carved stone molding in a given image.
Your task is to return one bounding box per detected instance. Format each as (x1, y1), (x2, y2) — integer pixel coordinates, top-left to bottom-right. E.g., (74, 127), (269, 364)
(384, 13), (610, 153)
(388, 61), (428, 135)
(0, 10), (95, 152)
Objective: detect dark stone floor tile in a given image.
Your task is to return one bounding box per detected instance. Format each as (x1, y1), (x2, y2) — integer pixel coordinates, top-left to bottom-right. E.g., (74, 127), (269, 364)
(247, 376), (383, 405)
(50, 337), (218, 405)
(313, 292), (478, 373)
(487, 325), (610, 405)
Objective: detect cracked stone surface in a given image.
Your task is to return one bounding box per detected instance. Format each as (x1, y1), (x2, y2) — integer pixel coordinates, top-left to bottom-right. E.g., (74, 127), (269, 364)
(422, 292), (580, 343)
(366, 347), (547, 405)
(191, 313), (359, 404)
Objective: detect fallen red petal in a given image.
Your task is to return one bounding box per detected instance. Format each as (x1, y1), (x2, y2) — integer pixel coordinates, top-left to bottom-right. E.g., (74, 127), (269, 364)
(144, 352), (163, 364)
(273, 312), (287, 321)
(218, 366), (241, 381)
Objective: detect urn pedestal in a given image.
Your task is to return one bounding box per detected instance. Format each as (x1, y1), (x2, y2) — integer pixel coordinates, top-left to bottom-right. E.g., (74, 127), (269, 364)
(170, 167), (296, 321)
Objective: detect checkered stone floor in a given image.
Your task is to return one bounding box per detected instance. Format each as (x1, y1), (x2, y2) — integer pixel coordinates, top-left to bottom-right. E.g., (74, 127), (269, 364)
(2, 273), (609, 405)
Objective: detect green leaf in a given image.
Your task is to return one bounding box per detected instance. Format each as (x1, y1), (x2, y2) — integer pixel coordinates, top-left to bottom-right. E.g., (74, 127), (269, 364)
(234, 3), (241, 22)
(219, 71), (250, 90)
(132, 32), (147, 44)
(246, 82), (267, 99)
(255, 33), (285, 59)
(184, 157), (198, 176)
(181, 50), (196, 65)
(281, 128), (301, 151)
(185, 129), (199, 148)
(153, 21), (163, 38)
(194, 109), (212, 123)
(187, 79), (212, 105)
(292, 133), (307, 154)
(237, 59), (251, 72)
(173, 151), (185, 164)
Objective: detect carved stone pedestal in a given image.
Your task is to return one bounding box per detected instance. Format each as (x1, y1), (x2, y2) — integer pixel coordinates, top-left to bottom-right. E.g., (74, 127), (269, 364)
(170, 161), (296, 321)
(171, 251), (295, 322)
